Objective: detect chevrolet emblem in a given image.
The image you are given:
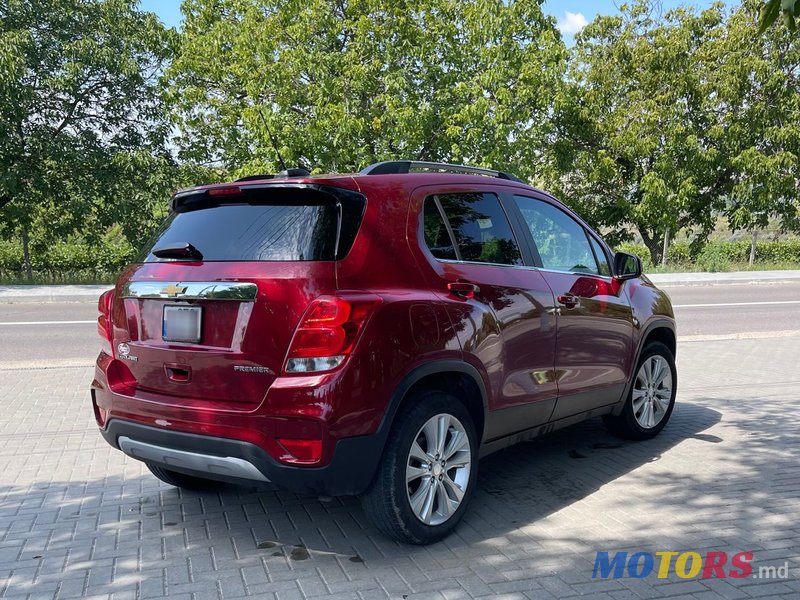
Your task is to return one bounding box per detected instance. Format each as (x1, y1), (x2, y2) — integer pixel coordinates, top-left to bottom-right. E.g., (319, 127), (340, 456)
(161, 283), (187, 297)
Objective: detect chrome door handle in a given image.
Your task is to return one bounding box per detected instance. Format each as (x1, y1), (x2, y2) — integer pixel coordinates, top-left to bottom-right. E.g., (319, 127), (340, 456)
(557, 293), (581, 309)
(447, 282), (480, 300)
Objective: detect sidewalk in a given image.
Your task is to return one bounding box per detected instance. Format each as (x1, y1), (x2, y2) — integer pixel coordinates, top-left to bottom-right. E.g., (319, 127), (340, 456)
(2, 270), (800, 301)
(648, 269), (800, 286)
(0, 283), (112, 302)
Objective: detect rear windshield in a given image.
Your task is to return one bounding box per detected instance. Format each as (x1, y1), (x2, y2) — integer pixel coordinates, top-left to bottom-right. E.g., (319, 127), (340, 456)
(141, 187), (364, 262)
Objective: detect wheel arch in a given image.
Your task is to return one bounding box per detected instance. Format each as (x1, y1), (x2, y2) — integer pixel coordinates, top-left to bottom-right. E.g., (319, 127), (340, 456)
(642, 322), (676, 358)
(379, 361), (489, 445)
(612, 318), (677, 416)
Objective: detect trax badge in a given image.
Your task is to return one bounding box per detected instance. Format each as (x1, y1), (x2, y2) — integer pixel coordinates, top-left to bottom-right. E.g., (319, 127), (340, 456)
(117, 343), (138, 362)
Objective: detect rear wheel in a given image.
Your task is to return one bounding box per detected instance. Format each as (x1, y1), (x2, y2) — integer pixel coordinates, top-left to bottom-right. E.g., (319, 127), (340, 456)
(604, 341), (676, 440)
(361, 390), (478, 544)
(146, 463), (226, 491)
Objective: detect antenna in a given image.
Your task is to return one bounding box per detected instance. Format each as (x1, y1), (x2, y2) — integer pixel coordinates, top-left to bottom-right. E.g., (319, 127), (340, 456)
(256, 107), (287, 171)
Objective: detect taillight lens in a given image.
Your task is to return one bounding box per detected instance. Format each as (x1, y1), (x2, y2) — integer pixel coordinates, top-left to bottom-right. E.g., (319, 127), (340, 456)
(284, 294), (380, 373)
(97, 289), (115, 355)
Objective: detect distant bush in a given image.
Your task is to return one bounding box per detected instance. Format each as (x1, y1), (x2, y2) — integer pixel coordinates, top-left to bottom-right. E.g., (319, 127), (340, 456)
(0, 240), (24, 273)
(0, 230), (136, 283)
(614, 239), (800, 272)
(695, 243), (731, 272)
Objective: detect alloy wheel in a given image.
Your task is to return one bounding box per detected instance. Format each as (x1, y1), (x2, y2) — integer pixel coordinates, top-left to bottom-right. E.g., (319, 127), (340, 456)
(632, 355), (673, 429)
(405, 413), (472, 526)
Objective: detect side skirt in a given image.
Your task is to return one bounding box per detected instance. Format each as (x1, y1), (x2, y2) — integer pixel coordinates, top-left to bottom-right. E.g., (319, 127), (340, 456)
(478, 403), (617, 459)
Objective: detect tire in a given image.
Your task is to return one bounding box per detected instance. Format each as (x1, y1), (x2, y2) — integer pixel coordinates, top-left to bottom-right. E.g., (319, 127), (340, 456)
(604, 341), (677, 440)
(146, 463), (226, 491)
(360, 390), (478, 545)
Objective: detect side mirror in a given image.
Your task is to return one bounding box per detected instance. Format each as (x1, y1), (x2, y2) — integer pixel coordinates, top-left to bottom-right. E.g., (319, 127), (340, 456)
(614, 251), (642, 280)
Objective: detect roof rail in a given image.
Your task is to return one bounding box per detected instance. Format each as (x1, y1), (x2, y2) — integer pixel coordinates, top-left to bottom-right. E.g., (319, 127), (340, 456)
(359, 160), (526, 184)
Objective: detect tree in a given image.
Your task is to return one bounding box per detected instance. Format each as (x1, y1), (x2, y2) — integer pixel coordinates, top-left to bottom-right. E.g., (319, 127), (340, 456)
(0, 0), (175, 279)
(713, 0), (800, 240)
(167, 0), (566, 180)
(548, 1), (730, 265)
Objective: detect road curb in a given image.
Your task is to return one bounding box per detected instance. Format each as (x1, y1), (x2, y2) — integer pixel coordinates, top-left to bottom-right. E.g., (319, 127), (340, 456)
(648, 270), (800, 286)
(0, 284), (111, 302)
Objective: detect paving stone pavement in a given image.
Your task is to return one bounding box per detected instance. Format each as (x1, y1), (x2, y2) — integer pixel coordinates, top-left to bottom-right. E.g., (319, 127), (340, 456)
(1, 337), (798, 599)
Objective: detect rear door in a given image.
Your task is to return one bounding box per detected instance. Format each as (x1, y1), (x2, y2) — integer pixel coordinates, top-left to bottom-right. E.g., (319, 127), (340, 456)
(508, 194), (635, 419)
(111, 184), (364, 407)
(416, 187), (558, 438)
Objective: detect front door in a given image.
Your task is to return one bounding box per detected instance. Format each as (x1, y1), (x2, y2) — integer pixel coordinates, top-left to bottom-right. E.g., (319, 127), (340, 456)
(510, 194), (635, 420)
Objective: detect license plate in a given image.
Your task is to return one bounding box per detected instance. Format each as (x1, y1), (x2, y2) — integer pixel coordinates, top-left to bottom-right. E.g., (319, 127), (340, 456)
(162, 305), (202, 343)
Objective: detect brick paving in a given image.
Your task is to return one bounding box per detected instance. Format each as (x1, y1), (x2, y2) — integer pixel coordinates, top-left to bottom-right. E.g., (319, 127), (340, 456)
(1, 337), (798, 599)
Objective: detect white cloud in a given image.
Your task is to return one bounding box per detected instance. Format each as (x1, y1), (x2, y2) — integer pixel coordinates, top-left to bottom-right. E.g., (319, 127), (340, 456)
(557, 11), (589, 36)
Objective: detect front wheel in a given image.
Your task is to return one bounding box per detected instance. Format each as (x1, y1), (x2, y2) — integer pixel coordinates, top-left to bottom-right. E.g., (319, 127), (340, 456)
(603, 341), (677, 440)
(360, 391), (478, 544)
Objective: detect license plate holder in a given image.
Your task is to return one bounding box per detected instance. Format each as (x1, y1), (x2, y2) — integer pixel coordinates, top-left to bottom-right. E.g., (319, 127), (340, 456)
(162, 305), (202, 343)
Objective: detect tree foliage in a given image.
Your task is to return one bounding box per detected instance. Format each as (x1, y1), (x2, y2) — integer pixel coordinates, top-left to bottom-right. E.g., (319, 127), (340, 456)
(759, 0), (800, 33)
(0, 0), (176, 276)
(548, 0), (799, 265)
(168, 0), (566, 180)
(718, 0), (800, 234)
(0, 0), (798, 280)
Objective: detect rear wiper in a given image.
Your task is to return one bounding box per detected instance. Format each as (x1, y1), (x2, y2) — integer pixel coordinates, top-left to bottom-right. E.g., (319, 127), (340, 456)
(152, 242), (204, 261)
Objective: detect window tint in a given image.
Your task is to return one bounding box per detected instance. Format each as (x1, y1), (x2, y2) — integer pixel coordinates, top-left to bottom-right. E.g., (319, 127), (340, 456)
(513, 195), (599, 274)
(436, 193), (522, 266)
(589, 236), (612, 276)
(423, 198), (457, 260)
(142, 188), (365, 262)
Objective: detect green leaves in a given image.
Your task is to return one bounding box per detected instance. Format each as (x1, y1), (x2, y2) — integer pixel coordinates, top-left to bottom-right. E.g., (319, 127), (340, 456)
(759, 0), (800, 34)
(550, 0), (730, 263)
(550, 0), (800, 265)
(0, 0), (178, 277)
(2, 0), (798, 279)
(167, 0), (566, 180)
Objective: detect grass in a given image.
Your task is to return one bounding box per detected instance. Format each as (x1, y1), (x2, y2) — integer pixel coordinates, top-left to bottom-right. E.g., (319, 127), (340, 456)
(644, 261), (800, 274)
(0, 271), (117, 285)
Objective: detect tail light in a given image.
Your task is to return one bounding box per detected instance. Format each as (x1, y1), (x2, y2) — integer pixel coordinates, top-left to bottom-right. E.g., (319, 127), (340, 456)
(284, 294), (381, 373)
(97, 289), (115, 355)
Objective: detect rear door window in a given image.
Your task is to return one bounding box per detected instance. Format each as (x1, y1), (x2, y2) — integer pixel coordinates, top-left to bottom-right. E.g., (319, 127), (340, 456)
(426, 193), (522, 266)
(423, 198), (457, 260)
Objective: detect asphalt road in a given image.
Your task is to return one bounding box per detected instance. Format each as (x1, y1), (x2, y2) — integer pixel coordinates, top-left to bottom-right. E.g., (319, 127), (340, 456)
(1, 281), (799, 367)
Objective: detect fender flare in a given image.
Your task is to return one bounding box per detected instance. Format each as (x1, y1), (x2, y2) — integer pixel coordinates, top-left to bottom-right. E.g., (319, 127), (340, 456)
(612, 318), (677, 416)
(376, 360), (490, 441)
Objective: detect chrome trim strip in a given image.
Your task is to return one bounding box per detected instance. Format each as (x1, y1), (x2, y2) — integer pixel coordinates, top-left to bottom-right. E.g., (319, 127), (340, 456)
(122, 281), (258, 301)
(118, 437), (270, 482)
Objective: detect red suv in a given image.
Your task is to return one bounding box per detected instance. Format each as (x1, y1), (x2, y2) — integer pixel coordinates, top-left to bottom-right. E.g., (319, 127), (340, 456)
(91, 161), (676, 544)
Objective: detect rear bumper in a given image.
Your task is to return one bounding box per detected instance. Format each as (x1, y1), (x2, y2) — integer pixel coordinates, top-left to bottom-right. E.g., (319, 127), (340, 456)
(91, 351), (388, 496)
(101, 419), (383, 495)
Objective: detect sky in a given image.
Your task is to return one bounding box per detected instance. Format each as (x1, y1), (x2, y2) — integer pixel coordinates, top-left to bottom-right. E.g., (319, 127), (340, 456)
(140, 1), (734, 44)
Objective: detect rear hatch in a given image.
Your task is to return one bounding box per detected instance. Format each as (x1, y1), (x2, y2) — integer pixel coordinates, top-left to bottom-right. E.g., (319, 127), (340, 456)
(111, 183), (365, 406)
